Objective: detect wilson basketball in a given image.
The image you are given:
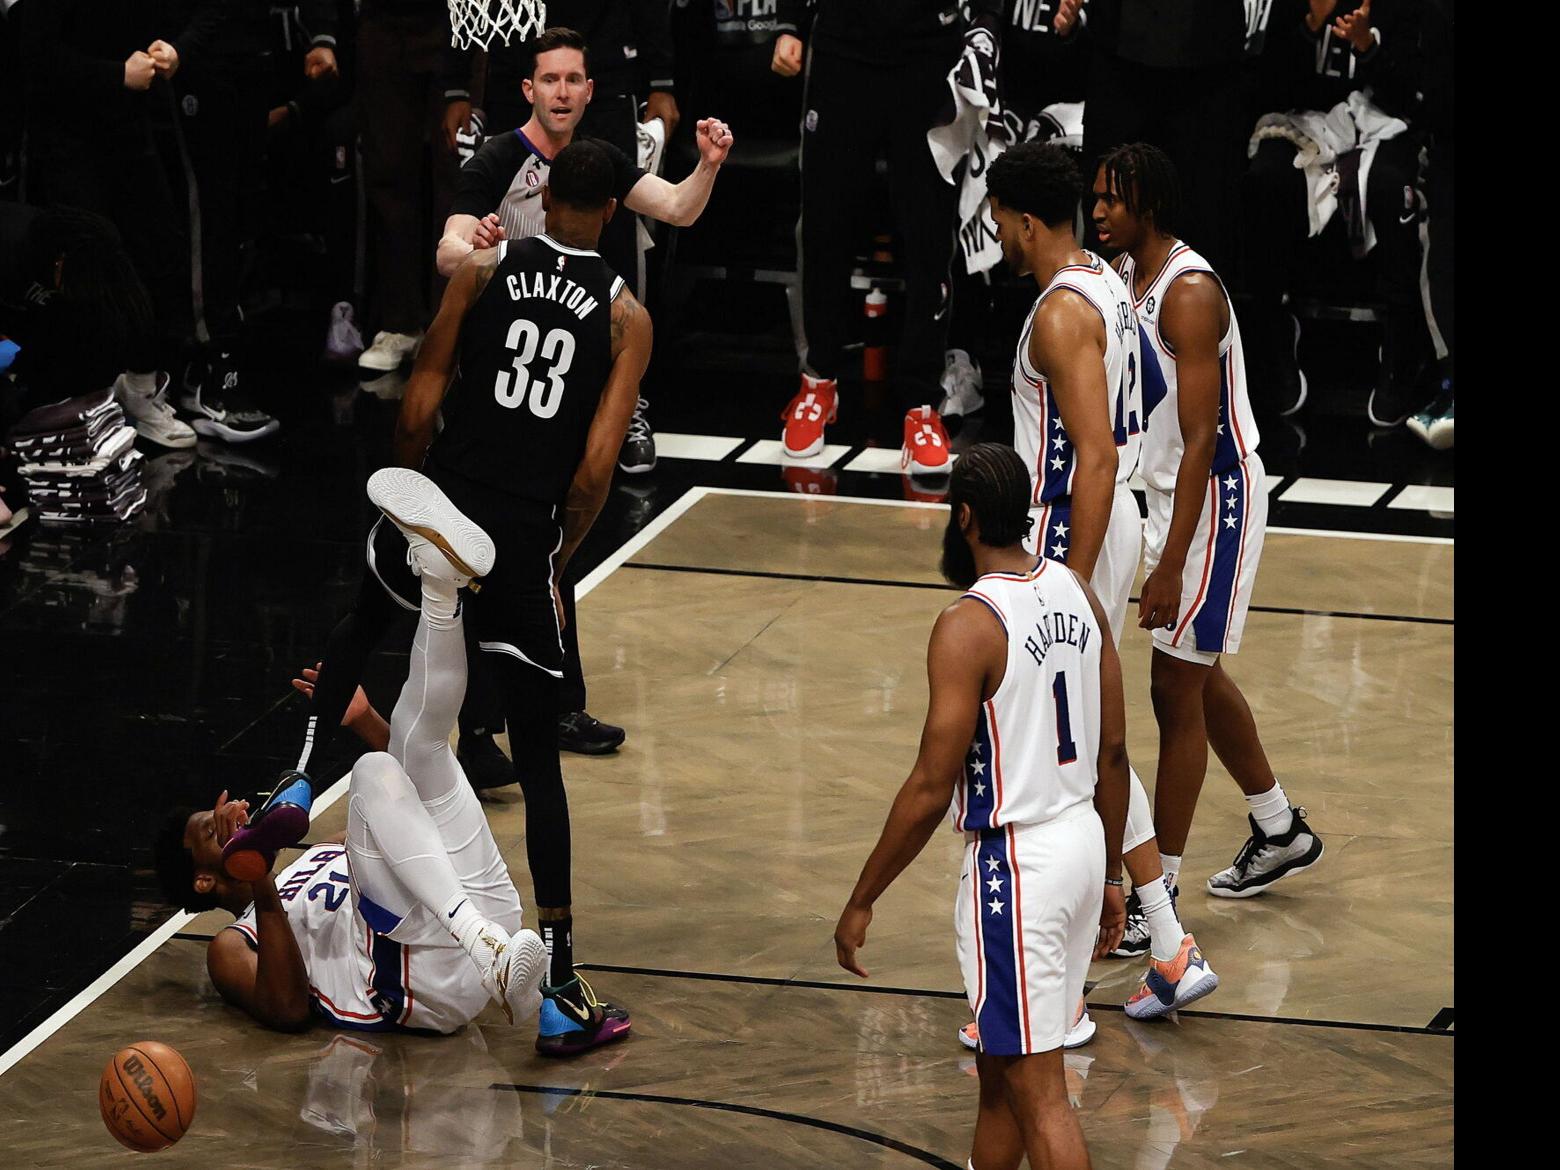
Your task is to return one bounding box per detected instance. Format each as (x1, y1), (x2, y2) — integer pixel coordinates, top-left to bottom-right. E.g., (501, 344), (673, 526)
(99, 1042), (196, 1152)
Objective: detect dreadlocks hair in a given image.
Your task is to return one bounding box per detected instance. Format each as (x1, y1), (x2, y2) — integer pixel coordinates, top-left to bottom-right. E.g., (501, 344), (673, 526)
(950, 443), (1034, 547)
(986, 140), (1083, 227)
(1100, 142), (1180, 237)
(152, 806), (220, 913)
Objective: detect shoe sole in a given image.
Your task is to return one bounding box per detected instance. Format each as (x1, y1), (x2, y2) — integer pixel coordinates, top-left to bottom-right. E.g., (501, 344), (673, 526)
(904, 458), (951, 478)
(1126, 967), (1219, 1021)
(1407, 416), (1455, 451)
(190, 417), (281, 445)
(357, 354), (410, 372)
(1107, 941), (1151, 960)
(367, 467), (496, 579)
(618, 456), (657, 474)
(1278, 318), (1308, 417)
(1206, 837), (1325, 899)
(559, 734), (626, 756)
(957, 1026), (978, 1051)
(132, 423), (197, 450)
(1063, 1014), (1096, 1048)
(536, 1015), (632, 1056)
(504, 930), (549, 1025)
(782, 431), (826, 459)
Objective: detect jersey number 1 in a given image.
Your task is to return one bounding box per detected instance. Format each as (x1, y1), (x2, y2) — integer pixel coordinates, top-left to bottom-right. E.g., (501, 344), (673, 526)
(1052, 672), (1078, 766)
(494, 319), (576, 418)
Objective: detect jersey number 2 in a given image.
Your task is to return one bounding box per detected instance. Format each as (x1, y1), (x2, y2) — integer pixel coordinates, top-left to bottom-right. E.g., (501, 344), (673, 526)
(1052, 672), (1078, 766)
(494, 319), (576, 418)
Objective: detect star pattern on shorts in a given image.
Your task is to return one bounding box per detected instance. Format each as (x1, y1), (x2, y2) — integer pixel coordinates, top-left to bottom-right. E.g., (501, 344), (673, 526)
(1224, 475), (1238, 490)
(1225, 515), (1237, 528)
(1050, 457), (1065, 470)
(973, 781), (987, 796)
(987, 898), (1005, 916)
(985, 856), (1002, 872)
(986, 875), (1004, 894)
(1051, 541), (1068, 559)
(1052, 435), (1068, 451)
(1052, 521), (1070, 539)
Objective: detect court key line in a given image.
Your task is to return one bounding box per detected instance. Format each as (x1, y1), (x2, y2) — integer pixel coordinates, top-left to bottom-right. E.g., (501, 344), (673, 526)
(621, 561), (1454, 627)
(489, 1084), (962, 1169)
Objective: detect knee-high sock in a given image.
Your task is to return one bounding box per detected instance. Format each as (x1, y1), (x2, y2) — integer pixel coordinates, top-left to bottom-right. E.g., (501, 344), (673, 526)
(388, 579), (466, 804)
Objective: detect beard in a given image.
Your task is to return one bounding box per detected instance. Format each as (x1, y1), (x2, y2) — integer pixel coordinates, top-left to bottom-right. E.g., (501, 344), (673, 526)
(940, 509), (978, 589)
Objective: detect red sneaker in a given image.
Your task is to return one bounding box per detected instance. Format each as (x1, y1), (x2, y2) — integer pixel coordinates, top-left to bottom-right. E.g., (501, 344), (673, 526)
(901, 405), (951, 477)
(781, 466), (839, 495)
(781, 374), (838, 459)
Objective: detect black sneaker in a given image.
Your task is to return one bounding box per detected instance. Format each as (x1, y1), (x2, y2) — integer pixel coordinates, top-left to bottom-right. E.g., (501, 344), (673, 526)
(458, 730), (515, 791)
(1274, 313), (1308, 417)
(558, 710), (626, 755)
(1206, 807), (1324, 898)
(618, 397), (656, 474)
(180, 353), (281, 444)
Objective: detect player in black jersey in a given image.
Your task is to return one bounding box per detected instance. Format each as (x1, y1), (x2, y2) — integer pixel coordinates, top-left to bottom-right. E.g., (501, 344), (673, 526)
(384, 139), (651, 1055)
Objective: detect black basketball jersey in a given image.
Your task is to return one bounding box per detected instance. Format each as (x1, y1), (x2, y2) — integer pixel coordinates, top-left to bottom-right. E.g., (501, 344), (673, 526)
(428, 235), (623, 506)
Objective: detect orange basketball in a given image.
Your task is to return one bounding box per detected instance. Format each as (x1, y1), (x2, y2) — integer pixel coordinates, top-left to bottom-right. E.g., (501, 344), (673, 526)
(99, 1042), (196, 1152)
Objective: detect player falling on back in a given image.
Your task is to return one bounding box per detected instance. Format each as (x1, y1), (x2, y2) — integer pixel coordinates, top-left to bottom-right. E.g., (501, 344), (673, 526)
(154, 472), (549, 1035)
(981, 140), (1217, 1030)
(1094, 143), (1323, 898)
(834, 444), (1129, 1170)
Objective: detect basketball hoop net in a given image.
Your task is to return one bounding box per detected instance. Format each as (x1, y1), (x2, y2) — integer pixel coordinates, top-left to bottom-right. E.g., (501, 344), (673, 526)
(447, 0), (547, 49)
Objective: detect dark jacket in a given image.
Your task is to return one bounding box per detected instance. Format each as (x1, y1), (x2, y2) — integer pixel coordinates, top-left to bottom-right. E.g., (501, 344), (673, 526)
(780, 0), (1003, 64)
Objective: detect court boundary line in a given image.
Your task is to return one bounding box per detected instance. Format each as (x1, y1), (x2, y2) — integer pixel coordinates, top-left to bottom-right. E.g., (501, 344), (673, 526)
(0, 484), (717, 1081)
(488, 1084), (962, 1169)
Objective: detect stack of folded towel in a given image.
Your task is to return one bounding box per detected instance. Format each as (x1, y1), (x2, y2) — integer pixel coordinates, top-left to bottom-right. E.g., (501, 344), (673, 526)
(6, 388), (146, 524)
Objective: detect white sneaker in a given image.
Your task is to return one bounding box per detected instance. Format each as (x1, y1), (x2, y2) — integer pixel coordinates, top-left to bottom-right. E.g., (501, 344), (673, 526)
(366, 467), (496, 586)
(937, 348), (984, 418)
(957, 1000), (1096, 1052)
(357, 330), (423, 372)
(323, 302), (365, 365)
(466, 922), (548, 1026)
(114, 372), (196, 449)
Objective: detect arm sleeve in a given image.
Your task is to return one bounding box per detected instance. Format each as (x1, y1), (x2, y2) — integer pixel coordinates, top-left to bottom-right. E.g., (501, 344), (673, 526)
(630, 0), (677, 94)
(22, 0), (128, 111)
(449, 137), (516, 218)
(776, 0), (804, 38)
(439, 43), (478, 103)
(300, 0), (339, 47)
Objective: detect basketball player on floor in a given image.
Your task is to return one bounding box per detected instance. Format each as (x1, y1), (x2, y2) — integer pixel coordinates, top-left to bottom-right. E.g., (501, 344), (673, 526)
(1094, 143), (1323, 898)
(435, 25), (732, 762)
(154, 473), (551, 1035)
(982, 140), (1217, 1030)
(835, 444), (1128, 1170)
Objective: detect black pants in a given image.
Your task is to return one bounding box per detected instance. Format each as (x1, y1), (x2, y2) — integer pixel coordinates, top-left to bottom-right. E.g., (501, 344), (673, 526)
(1422, 137), (1452, 376)
(1081, 53), (1245, 275)
(798, 47), (958, 409)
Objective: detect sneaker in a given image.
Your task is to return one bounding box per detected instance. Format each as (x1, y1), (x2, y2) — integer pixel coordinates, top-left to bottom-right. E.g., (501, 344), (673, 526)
(114, 371), (196, 449)
(1206, 807), (1324, 898)
(1274, 314), (1308, 417)
(958, 999), (1094, 1051)
(1110, 880), (1178, 959)
(537, 974), (632, 1056)
(901, 405), (951, 477)
(618, 397), (656, 474)
(180, 354), (281, 444)
(459, 730), (515, 791)
(366, 466), (496, 587)
(1366, 341), (1429, 429)
(781, 373), (838, 459)
(558, 710), (626, 755)
(937, 348), (985, 418)
(358, 330), (423, 373)
(1406, 383), (1454, 451)
(467, 921), (549, 1025)
(221, 769), (314, 882)
(1124, 934), (1219, 1020)
(323, 301), (365, 366)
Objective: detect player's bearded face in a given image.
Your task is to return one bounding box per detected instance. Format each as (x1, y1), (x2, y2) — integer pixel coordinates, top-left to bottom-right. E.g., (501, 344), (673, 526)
(941, 506), (978, 589)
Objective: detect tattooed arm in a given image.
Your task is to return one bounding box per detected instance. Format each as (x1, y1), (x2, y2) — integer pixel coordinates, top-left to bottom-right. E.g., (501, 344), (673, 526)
(393, 249), (501, 469)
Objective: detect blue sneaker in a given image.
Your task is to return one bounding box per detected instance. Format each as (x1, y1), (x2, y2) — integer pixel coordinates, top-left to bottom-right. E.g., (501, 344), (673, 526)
(222, 770), (314, 881)
(536, 974), (631, 1057)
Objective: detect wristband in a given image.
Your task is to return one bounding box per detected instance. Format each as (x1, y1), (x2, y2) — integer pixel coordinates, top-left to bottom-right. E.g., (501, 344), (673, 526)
(1104, 876), (1123, 887)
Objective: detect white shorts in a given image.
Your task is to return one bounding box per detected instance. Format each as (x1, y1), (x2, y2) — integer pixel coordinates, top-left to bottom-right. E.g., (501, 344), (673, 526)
(1143, 453), (1267, 666)
(1027, 482), (1143, 646)
(954, 808), (1104, 1056)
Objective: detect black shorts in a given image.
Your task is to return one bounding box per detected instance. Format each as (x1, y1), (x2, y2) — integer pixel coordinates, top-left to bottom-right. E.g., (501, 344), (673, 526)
(366, 468), (565, 679)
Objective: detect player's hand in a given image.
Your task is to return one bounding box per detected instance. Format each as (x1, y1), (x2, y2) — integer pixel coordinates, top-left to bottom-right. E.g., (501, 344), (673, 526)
(147, 40), (180, 78)
(291, 662), (373, 729)
(304, 45), (338, 81)
(213, 790), (251, 848)
(442, 100), (473, 155)
(1094, 884), (1127, 960)
(1333, 0), (1373, 51)
(1137, 564), (1182, 631)
(1054, 0), (1083, 36)
(696, 118), (734, 166)
(771, 33), (803, 77)
(124, 51), (157, 91)
(644, 91), (681, 139)
(834, 902), (872, 978)
(268, 105), (291, 130)
(470, 212), (505, 250)
(1306, 0), (1338, 33)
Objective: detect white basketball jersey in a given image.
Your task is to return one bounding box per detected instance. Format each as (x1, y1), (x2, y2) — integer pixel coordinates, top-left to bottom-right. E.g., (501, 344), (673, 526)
(950, 561), (1103, 832)
(1011, 252), (1142, 506)
(226, 845), (481, 1033)
(1119, 241), (1260, 493)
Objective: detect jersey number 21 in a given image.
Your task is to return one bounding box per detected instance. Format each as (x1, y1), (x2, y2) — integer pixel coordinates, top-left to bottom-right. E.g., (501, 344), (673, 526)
(494, 318), (575, 418)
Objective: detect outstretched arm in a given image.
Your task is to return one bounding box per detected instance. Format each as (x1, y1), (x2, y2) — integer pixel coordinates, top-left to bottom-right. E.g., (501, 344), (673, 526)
(622, 118), (734, 227)
(834, 598), (1001, 978)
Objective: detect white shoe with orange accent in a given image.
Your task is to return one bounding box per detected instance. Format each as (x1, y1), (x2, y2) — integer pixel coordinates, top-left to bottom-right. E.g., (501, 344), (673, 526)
(1124, 934), (1219, 1021)
(901, 405), (951, 477)
(781, 373), (838, 459)
(957, 998), (1096, 1052)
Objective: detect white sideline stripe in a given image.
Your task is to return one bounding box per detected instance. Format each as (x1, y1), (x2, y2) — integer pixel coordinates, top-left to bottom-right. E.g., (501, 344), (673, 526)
(1278, 477), (1395, 508)
(654, 432), (746, 462)
(1386, 485), (1455, 514)
(736, 438), (853, 469)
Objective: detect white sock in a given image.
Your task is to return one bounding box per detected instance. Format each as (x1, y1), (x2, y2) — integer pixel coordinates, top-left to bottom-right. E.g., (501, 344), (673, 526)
(443, 893), (500, 954)
(1136, 877), (1185, 963)
(121, 371), (156, 394)
(1158, 853), (1182, 891)
(1246, 781), (1293, 838)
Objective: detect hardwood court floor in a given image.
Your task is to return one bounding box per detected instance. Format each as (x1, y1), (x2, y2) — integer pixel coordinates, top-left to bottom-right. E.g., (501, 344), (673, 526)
(0, 489), (1453, 1168)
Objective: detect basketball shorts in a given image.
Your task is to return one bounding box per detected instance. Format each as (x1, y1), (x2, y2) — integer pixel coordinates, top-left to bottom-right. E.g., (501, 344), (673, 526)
(366, 466), (565, 679)
(1026, 482), (1143, 646)
(1143, 453), (1267, 666)
(954, 807), (1105, 1056)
